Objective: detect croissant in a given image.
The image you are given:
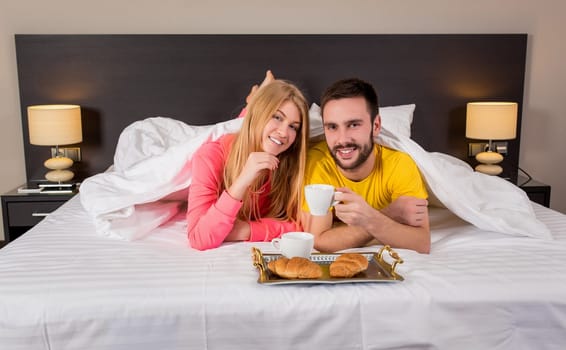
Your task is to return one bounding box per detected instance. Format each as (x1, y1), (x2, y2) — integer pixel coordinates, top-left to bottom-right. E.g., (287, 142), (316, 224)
(329, 253), (369, 278)
(267, 257), (323, 279)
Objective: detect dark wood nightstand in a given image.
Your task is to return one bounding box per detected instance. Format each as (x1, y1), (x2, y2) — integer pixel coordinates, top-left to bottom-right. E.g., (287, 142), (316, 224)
(517, 176), (551, 207)
(1, 185), (77, 245)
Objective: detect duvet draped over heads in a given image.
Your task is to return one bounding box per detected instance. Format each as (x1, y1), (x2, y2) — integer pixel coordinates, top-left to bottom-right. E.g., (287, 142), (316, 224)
(79, 104), (551, 242)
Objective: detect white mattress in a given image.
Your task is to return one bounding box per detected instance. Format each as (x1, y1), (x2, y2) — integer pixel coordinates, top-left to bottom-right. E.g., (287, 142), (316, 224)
(1, 195), (566, 350)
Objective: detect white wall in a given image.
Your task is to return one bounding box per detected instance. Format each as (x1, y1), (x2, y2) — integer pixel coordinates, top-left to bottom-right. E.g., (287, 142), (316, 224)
(1, 0), (565, 240)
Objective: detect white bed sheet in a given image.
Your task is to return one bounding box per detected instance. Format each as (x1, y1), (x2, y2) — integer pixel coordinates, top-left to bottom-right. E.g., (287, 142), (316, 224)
(1, 196), (566, 350)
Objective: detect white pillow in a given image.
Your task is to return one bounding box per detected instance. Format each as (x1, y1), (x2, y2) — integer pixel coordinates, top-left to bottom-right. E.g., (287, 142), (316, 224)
(308, 103), (324, 138)
(308, 103), (415, 139)
(379, 104), (415, 138)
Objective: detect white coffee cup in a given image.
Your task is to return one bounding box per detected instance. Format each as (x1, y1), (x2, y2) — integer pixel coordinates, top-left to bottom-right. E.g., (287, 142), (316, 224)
(271, 232), (314, 258)
(305, 184), (340, 216)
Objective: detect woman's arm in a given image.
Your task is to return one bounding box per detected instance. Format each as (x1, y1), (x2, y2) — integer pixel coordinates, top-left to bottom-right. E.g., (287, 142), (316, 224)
(249, 219), (299, 242)
(187, 138), (294, 249)
(187, 140), (245, 250)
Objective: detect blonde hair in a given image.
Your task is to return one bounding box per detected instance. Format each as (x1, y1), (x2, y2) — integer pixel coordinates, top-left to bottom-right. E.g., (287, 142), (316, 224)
(223, 80), (310, 223)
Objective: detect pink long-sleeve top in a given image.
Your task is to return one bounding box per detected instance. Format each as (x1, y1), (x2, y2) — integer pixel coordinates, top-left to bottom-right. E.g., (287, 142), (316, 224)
(186, 133), (298, 250)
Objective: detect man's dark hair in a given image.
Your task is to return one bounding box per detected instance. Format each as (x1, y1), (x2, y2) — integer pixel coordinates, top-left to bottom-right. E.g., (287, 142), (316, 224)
(320, 78), (379, 123)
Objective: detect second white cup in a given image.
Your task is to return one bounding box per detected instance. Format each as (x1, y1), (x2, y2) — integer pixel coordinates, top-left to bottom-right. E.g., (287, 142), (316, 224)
(271, 232), (314, 258)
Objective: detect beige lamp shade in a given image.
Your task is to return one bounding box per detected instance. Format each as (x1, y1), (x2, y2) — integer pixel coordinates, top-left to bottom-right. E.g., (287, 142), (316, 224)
(465, 102), (518, 140)
(28, 104), (82, 146)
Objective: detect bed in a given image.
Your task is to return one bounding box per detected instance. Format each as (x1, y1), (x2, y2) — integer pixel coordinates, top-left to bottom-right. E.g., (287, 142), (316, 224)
(2, 34), (566, 350)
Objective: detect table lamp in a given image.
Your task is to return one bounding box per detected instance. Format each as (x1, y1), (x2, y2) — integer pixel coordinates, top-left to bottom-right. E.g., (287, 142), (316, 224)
(27, 104), (82, 183)
(466, 102), (517, 176)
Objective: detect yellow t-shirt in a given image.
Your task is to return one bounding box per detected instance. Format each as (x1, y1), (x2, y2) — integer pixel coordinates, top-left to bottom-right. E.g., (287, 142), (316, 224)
(303, 141), (427, 211)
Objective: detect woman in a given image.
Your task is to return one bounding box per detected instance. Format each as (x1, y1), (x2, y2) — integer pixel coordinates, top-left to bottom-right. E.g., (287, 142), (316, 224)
(187, 73), (310, 250)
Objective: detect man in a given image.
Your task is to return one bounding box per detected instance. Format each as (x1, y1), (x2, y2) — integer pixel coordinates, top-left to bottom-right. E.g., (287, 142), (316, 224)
(302, 78), (430, 254)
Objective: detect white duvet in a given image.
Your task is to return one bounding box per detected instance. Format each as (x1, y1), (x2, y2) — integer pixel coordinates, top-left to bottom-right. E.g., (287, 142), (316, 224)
(80, 107), (551, 241)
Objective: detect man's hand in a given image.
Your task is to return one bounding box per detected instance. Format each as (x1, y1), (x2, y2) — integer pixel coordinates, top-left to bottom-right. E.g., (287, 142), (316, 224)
(381, 196), (428, 227)
(333, 188), (377, 229)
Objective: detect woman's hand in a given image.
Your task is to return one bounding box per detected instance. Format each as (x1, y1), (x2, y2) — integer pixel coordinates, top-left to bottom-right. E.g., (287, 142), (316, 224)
(245, 70), (275, 106)
(227, 152), (279, 200)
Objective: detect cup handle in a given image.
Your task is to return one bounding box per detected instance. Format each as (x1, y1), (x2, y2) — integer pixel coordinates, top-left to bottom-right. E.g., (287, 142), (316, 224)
(332, 191), (343, 206)
(271, 238), (281, 250)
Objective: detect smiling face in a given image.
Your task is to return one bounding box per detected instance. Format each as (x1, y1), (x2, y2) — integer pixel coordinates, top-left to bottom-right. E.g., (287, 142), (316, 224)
(261, 100), (301, 156)
(322, 96), (381, 180)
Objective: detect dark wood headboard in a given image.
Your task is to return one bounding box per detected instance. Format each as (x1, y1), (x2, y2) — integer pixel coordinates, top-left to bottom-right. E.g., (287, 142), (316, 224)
(15, 34), (527, 182)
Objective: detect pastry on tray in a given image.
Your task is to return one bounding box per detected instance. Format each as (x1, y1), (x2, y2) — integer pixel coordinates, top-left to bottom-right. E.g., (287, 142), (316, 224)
(329, 253), (369, 278)
(267, 256), (323, 279)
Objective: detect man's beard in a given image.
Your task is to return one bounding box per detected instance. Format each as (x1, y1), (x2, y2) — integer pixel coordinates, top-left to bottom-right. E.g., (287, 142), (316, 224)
(329, 133), (374, 171)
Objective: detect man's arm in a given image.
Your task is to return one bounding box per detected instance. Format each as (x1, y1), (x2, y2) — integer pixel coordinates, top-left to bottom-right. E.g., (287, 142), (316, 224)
(334, 189), (430, 253)
(303, 189), (431, 254)
(361, 207), (430, 254)
(381, 195), (429, 227)
(302, 207), (430, 254)
(301, 210), (374, 252)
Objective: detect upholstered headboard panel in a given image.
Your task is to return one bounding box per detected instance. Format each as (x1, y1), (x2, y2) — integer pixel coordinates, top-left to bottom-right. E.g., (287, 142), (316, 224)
(15, 34), (527, 182)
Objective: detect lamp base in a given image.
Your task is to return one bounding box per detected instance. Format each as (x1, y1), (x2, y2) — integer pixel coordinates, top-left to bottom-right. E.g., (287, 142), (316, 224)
(475, 164), (503, 176)
(44, 156), (75, 183)
(45, 169), (74, 183)
(475, 151), (504, 176)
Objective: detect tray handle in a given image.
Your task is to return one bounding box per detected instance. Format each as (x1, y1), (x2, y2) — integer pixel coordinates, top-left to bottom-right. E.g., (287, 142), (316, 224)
(251, 247), (269, 282)
(376, 245), (404, 278)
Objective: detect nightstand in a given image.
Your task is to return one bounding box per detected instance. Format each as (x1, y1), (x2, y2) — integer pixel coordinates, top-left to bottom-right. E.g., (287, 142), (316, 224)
(1, 185), (77, 244)
(517, 176), (551, 207)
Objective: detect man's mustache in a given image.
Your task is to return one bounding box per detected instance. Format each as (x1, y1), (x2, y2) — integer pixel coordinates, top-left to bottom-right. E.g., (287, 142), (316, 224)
(332, 143), (359, 152)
